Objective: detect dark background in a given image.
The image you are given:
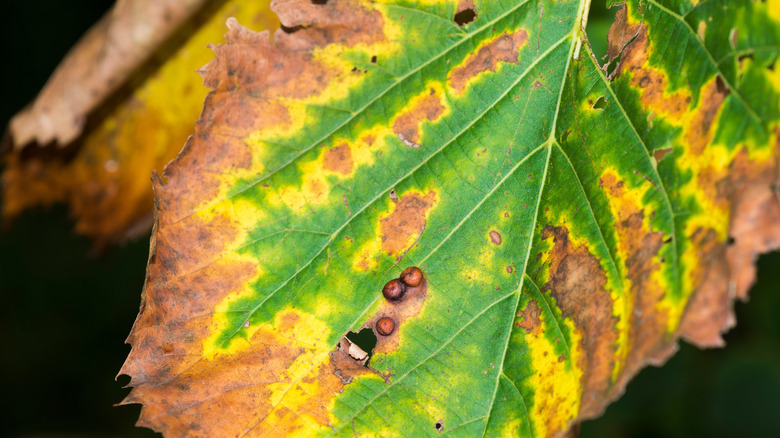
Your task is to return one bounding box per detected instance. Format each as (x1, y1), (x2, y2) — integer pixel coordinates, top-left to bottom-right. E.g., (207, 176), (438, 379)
(0, 2), (778, 437)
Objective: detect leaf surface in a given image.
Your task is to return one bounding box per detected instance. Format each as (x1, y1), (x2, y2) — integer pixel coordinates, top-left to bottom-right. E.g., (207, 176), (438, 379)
(121, 0), (780, 436)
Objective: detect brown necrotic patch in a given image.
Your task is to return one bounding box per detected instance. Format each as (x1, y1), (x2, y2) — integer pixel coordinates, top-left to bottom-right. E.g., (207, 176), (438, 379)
(686, 77), (728, 156)
(516, 299), (541, 334)
(380, 191), (437, 255)
(322, 143), (354, 175)
(392, 88), (446, 147)
(540, 225), (616, 419)
(616, 27), (690, 121)
(448, 29), (528, 94)
(489, 230), (502, 245)
(127, 318), (357, 437)
(596, 172), (677, 416)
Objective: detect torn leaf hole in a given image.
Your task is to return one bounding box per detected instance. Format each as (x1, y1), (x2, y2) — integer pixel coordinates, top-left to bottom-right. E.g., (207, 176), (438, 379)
(435, 419), (444, 432)
(370, 55), (378, 64)
(345, 328), (378, 365)
(663, 236), (673, 244)
(560, 129), (571, 143)
(280, 24), (305, 33)
(653, 147), (673, 163)
(606, 53), (621, 80)
(454, 8), (476, 26)
(592, 96), (607, 110)
(311, 0), (328, 4)
(727, 236), (736, 246)
(767, 54), (777, 71)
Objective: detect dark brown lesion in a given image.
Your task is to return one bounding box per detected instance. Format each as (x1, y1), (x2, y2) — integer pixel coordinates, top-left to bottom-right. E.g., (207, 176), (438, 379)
(516, 299), (541, 334)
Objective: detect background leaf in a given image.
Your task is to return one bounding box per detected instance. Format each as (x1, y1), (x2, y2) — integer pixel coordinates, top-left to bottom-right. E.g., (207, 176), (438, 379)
(117, 0), (780, 436)
(2, 0), (278, 246)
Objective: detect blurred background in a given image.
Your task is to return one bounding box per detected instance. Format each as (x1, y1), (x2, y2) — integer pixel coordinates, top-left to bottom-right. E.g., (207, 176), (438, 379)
(0, 1), (778, 437)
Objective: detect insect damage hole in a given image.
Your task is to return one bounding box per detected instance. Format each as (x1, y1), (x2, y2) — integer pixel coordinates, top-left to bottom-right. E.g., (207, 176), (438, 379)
(454, 8), (476, 26)
(345, 328), (378, 365)
(435, 419), (444, 432)
(592, 96), (607, 109)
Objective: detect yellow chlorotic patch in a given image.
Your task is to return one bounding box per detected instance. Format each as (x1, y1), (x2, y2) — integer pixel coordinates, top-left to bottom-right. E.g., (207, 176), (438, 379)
(201, 254), (267, 359)
(598, 167), (660, 374)
(765, 0), (780, 23)
(525, 317), (582, 436)
(352, 239), (382, 272)
(255, 309), (338, 435)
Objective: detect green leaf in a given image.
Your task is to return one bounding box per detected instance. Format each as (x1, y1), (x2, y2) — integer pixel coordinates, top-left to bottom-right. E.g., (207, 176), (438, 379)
(120, 0), (780, 436)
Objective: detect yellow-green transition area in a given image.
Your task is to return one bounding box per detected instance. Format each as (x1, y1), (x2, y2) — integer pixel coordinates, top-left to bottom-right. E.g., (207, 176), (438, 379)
(121, 0), (780, 437)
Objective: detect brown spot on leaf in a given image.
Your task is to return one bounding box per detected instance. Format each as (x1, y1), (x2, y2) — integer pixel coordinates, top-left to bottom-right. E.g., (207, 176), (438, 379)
(380, 191), (437, 255)
(616, 28), (690, 120)
(686, 78), (728, 156)
(605, 6), (642, 72)
(541, 225), (617, 419)
(392, 88), (445, 146)
(323, 143), (354, 175)
(449, 29), (528, 93)
(516, 299), (541, 334)
(653, 147), (673, 163)
(489, 230), (502, 245)
(596, 173), (676, 419)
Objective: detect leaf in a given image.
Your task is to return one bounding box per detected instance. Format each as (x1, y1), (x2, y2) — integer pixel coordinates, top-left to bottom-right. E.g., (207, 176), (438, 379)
(2, 0), (279, 245)
(120, 0), (780, 436)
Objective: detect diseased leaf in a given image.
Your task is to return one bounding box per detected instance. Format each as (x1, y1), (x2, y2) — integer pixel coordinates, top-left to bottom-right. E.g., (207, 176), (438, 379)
(2, 1), (278, 245)
(120, 0), (780, 436)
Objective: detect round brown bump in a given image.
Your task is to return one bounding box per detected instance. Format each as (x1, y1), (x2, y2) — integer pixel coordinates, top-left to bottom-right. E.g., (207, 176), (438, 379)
(375, 317), (396, 336)
(400, 266), (424, 287)
(382, 278), (406, 301)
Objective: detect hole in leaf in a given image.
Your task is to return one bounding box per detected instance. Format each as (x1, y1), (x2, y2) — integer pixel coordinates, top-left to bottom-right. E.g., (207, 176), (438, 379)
(280, 24), (305, 33)
(606, 52), (622, 79)
(727, 236), (736, 246)
(370, 55), (378, 64)
(768, 54), (777, 71)
(560, 129), (571, 143)
(592, 96), (607, 110)
(311, 0), (328, 4)
(345, 328), (377, 364)
(435, 420), (444, 431)
(663, 236), (673, 244)
(653, 147), (673, 163)
(454, 8), (476, 26)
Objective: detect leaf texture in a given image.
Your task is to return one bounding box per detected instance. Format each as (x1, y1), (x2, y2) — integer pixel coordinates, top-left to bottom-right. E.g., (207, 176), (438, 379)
(120, 0), (780, 436)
